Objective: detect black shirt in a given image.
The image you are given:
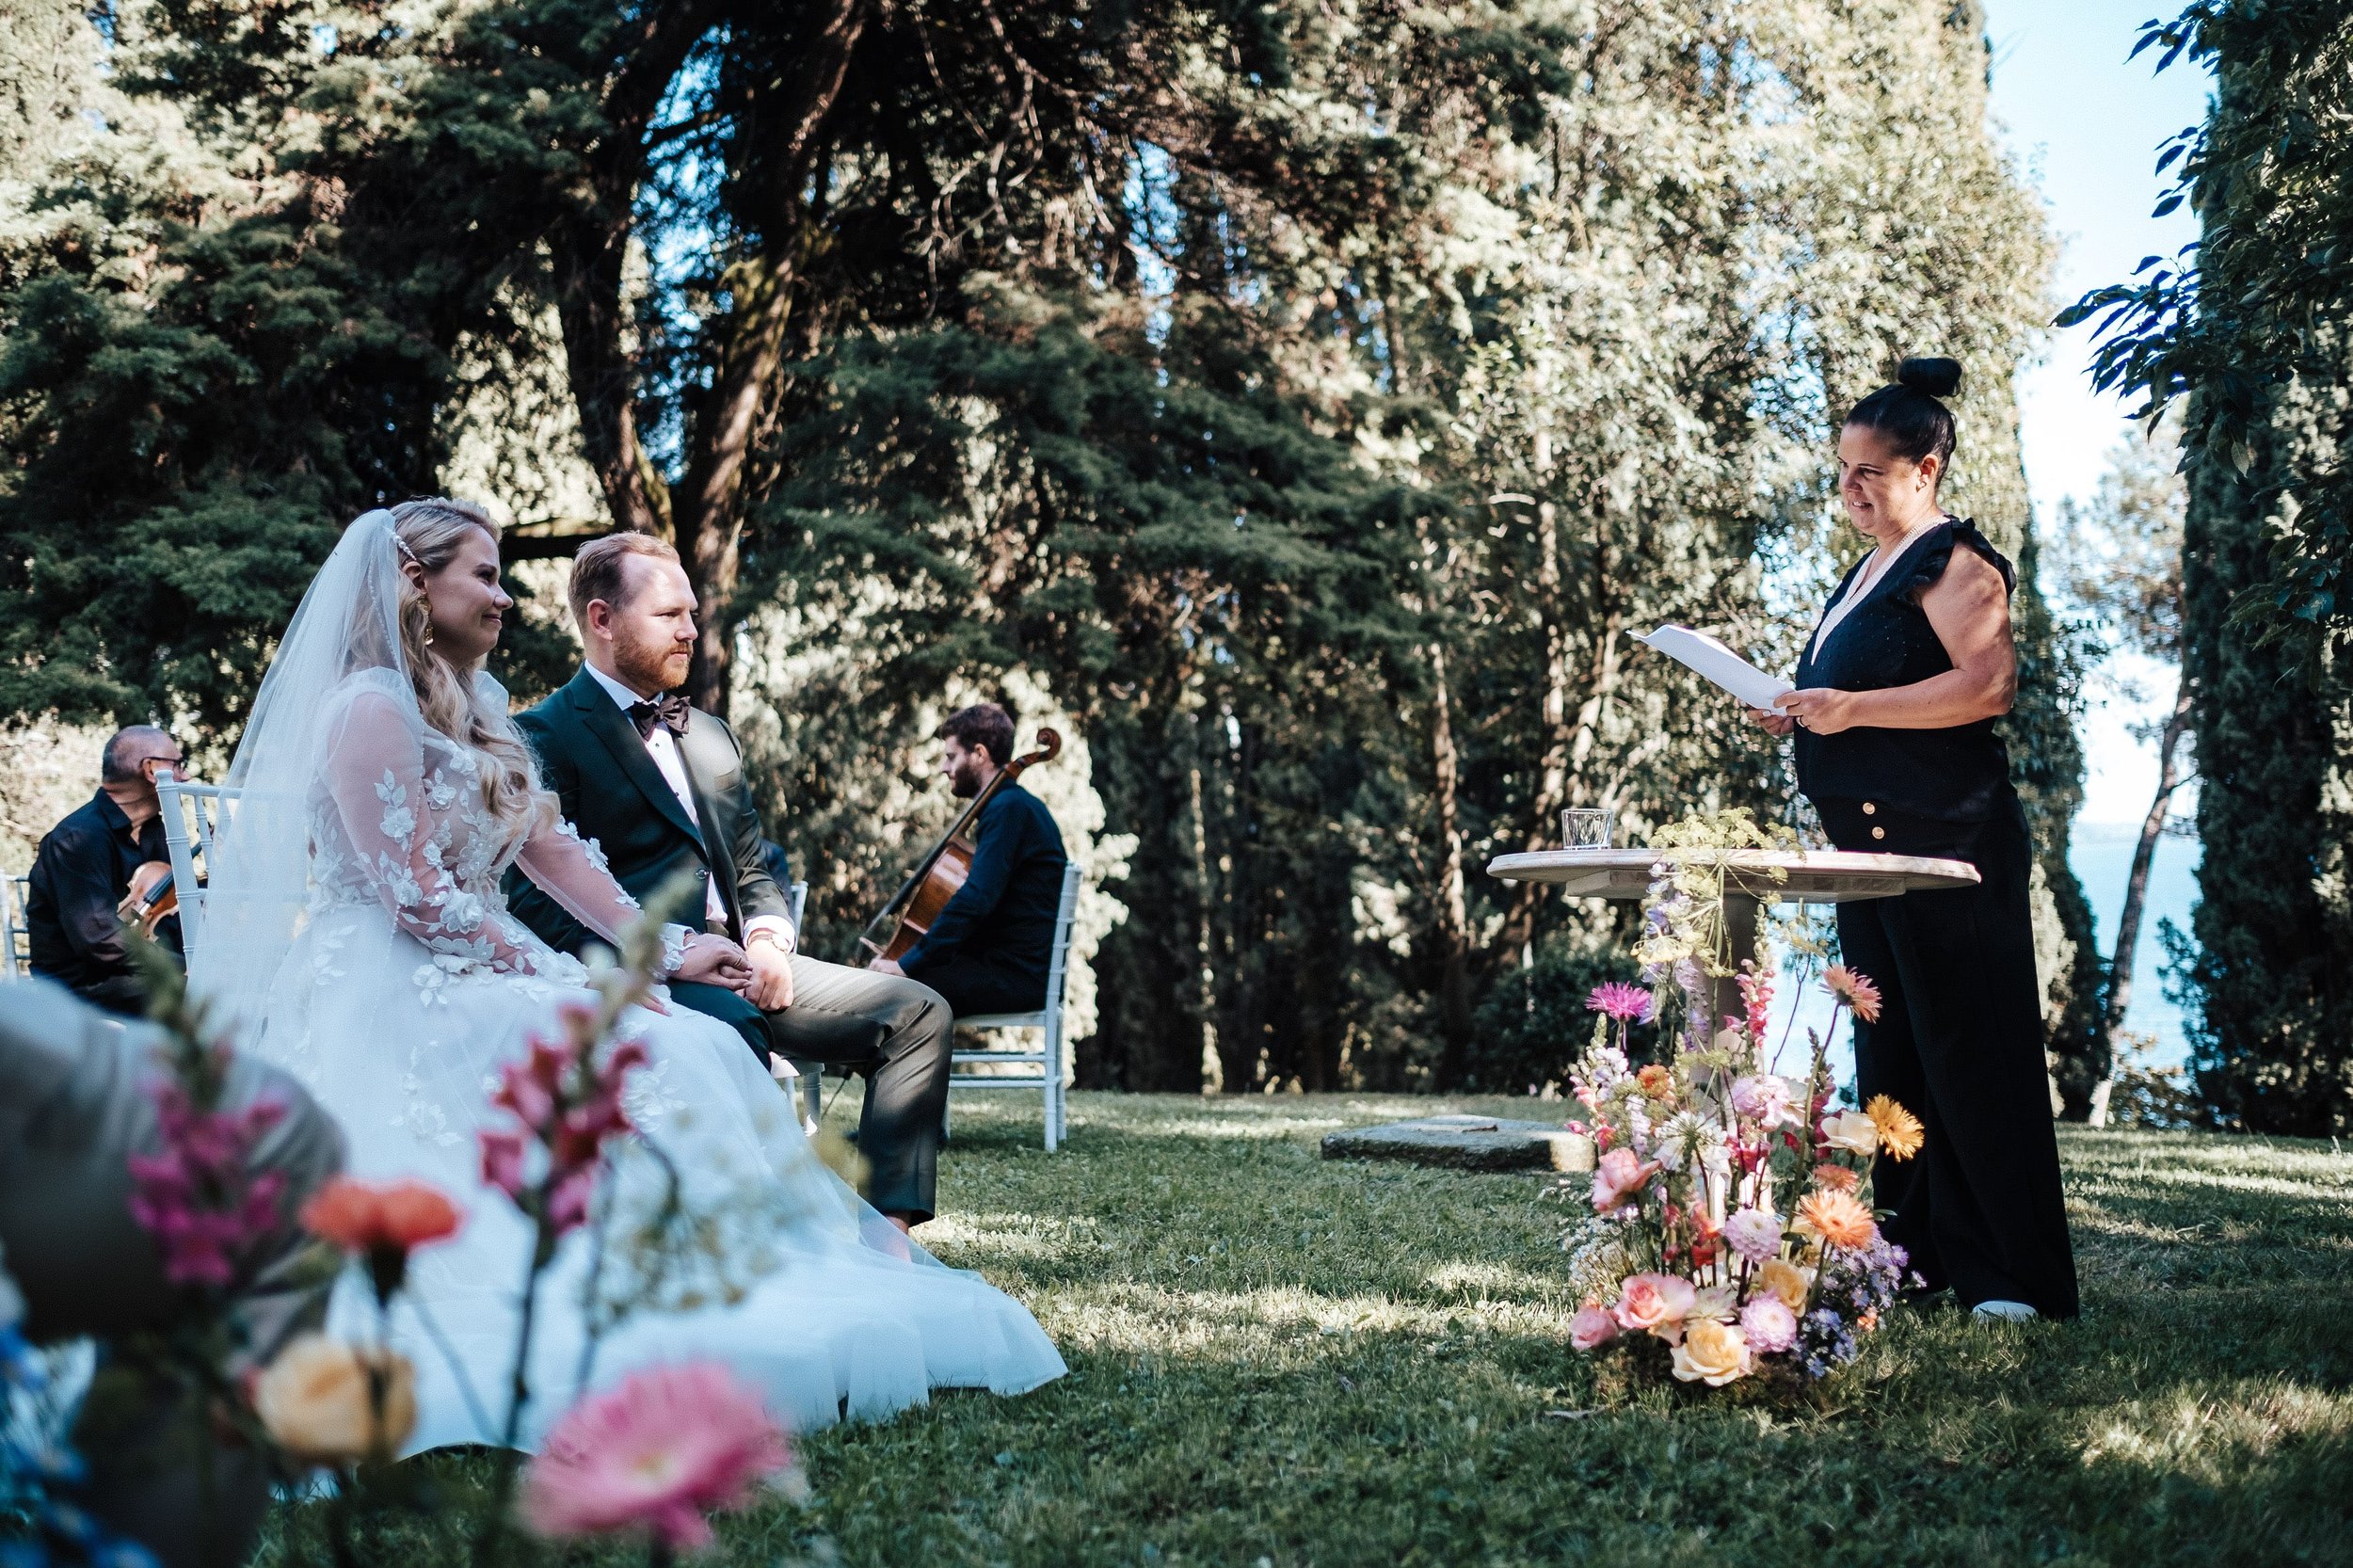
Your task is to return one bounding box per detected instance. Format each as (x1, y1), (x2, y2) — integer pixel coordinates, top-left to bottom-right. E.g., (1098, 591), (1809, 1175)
(1793, 518), (2018, 824)
(901, 782), (1068, 989)
(26, 790), (183, 1014)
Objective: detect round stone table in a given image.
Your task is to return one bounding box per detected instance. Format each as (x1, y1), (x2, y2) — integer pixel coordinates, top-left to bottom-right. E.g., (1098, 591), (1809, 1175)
(1487, 847), (1981, 1019)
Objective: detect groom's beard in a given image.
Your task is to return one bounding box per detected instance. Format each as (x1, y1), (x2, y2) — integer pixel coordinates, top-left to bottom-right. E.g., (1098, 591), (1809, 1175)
(613, 626), (692, 696)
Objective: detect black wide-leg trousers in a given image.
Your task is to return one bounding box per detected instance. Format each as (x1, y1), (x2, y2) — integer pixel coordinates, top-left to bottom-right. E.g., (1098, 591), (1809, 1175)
(1815, 792), (2080, 1319)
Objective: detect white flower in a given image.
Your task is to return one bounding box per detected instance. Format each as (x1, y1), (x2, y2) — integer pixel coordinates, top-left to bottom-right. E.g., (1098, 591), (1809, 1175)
(1691, 1284), (1739, 1323)
(1654, 1110), (1726, 1173)
(1821, 1110), (1880, 1156)
(437, 890), (487, 934)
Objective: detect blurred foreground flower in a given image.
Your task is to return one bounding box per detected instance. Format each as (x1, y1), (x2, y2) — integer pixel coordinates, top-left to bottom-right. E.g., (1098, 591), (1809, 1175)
(520, 1363), (792, 1553)
(253, 1334), (417, 1463)
(126, 1080), (288, 1289)
(300, 1176), (463, 1301)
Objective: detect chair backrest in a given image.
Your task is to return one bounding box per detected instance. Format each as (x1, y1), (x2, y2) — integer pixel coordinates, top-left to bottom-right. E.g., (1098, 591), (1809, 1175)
(155, 769), (239, 963)
(4, 873), (30, 978)
(1041, 861), (1083, 1021)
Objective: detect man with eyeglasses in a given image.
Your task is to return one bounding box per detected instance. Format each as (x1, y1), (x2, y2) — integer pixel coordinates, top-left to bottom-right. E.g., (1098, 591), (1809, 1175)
(24, 725), (186, 1013)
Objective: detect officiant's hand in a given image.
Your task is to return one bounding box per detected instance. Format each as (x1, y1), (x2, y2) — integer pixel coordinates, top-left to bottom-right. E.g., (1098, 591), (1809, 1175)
(1750, 703), (1797, 737)
(745, 938), (795, 1011)
(1773, 687), (1861, 736)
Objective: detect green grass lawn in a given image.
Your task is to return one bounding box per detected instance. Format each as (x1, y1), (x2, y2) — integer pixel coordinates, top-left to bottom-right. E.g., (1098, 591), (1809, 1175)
(273, 1092), (2353, 1566)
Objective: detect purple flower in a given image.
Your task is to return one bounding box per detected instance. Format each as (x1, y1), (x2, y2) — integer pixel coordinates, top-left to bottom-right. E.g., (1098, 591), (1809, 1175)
(125, 1081), (289, 1290)
(1584, 983), (1655, 1025)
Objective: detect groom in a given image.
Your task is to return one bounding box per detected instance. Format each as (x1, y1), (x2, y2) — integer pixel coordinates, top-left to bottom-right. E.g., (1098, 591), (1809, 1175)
(505, 534), (955, 1229)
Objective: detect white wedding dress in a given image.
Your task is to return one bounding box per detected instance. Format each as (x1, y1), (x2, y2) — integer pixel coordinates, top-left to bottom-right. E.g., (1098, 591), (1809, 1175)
(197, 512), (1063, 1452)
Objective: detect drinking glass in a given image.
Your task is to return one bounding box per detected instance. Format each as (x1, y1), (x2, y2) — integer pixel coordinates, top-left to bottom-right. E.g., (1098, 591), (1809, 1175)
(1561, 807), (1616, 849)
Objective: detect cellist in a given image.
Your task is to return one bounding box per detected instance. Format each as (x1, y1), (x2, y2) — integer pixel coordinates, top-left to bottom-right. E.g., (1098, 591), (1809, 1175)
(869, 703), (1070, 1018)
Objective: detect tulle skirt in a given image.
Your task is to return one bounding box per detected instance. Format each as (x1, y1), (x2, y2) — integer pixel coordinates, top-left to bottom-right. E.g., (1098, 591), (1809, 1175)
(253, 903), (1065, 1451)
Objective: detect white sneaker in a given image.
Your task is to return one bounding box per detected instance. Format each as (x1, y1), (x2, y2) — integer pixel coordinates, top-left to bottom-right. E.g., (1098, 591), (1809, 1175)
(1972, 1299), (2039, 1322)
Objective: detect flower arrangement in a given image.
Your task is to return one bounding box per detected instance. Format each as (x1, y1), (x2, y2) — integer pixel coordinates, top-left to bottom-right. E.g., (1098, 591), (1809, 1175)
(0, 874), (804, 1568)
(1558, 811), (1925, 1390)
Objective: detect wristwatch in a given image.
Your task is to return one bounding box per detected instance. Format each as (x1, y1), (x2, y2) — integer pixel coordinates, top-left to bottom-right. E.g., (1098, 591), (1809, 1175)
(747, 926), (792, 956)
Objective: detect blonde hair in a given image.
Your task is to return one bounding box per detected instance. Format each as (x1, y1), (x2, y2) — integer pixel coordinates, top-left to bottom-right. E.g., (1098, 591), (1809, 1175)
(390, 498), (555, 839)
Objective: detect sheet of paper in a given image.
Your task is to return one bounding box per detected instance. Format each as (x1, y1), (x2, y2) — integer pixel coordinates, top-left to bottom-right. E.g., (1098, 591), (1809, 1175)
(1630, 625), (1795, 712)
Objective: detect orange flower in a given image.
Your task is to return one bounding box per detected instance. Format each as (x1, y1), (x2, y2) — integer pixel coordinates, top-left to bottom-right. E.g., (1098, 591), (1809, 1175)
(1798, 1189), (1879, 1251)
(1822, 966), (1883, 1024)
(1865, 1096), (1925, 1160)
(1635, 1064), (1674, 1100)
(1810, 1163), (1861, 1193)
(301, 1177), (463, 1301)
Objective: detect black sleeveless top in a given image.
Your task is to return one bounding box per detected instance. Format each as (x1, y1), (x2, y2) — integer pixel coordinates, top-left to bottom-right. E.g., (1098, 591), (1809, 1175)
(1793, 518), (2016, 823)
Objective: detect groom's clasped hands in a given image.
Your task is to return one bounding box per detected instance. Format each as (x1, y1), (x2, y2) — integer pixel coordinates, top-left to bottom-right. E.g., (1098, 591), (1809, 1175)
(674, 930), (798, 1012)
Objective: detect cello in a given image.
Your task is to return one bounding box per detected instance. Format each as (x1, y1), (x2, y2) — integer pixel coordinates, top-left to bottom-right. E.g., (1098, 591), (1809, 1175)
(851, 728), (1061, 968)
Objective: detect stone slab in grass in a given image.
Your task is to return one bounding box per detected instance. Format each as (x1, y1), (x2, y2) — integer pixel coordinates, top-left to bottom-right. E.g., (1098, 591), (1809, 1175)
(1321, 1113), (1595, 1172)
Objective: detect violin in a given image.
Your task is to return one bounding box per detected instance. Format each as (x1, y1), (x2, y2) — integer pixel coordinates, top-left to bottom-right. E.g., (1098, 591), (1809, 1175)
(852, 729), (1061, 968)
(117, 860), (179, 939)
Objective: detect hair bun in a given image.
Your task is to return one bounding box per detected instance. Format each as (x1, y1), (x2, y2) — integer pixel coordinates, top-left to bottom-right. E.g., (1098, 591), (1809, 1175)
(1897, 357), (1962, 398)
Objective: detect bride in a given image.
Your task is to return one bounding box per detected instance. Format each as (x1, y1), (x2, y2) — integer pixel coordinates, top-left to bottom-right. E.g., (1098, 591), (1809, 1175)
(195, 500), (1064, 1451)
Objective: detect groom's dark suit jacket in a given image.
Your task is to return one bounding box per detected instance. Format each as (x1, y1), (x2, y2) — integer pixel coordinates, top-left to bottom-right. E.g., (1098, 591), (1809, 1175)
(505, 668), (791, 952)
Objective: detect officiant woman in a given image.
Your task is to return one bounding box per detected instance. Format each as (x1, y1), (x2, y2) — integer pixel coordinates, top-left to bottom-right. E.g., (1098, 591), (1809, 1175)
(1755, 356), (2078, 1321)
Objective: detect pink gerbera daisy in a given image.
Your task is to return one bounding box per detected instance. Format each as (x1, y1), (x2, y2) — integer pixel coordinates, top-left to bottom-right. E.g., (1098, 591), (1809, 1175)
(520, 1364), (792, 1551)
(1585, 982), (1655, 1025)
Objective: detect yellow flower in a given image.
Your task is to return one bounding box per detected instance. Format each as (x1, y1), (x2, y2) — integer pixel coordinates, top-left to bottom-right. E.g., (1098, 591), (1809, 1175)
(1798, 1189), (1880, 1251)
(1865, 1096), (1925, 1161)
(1755, 1257), (1811, 1313)
(253, 1334), (417, 1463)
(1670, 1317), (1752, 1386)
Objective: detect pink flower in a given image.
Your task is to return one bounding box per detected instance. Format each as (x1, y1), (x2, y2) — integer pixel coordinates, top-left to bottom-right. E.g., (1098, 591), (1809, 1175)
(520, 1364), (792, 1551)
(1722, 1207), (1785, 1265)
(478, 1130), (528, 1200)
(1737, 965), (1773, 1042)
(1570, 1304), (1619, 1351)
(126, 1080), (290, 1289)
(1738, 1294), (1799, 1354)
(1585, 983), (1655, 1024)
(1589, 1147), (1660, 1213)
(1612, 1272), (1697, 1343)
(1822, 966), (1883, 1024)
(1730, 1074), (1796, 1129)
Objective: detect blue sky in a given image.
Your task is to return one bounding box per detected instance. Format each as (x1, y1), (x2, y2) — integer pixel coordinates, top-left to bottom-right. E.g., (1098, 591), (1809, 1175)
(1979, 0), (2211, 824)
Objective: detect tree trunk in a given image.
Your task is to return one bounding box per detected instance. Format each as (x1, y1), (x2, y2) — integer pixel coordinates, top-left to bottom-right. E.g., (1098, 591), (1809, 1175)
(1430, 641), (1475, 1089)
(674, 0), (868, 712)
(2096, 678), (2194, 1103)
(547, 0), (870, 712)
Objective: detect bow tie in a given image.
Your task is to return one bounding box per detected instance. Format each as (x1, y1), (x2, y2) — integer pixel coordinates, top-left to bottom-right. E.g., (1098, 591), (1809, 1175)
(627, 692), (693, 742)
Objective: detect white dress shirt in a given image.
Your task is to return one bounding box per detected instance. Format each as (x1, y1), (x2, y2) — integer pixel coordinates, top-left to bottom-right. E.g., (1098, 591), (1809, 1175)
(583, 663), (792, 952)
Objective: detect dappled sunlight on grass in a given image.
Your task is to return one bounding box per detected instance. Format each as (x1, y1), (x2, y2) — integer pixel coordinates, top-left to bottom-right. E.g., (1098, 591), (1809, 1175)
(263, 1094), (2353, 1565)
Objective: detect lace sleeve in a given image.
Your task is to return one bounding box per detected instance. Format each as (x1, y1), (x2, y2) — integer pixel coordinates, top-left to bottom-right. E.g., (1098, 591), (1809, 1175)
(322, 690), (536, 972)
(511, 820), (689, 974)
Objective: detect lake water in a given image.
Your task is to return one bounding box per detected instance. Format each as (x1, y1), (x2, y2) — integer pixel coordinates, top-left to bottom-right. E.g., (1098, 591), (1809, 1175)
(2066, 819), (2201, 1067)
(1756, 816), (2201, 1089)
